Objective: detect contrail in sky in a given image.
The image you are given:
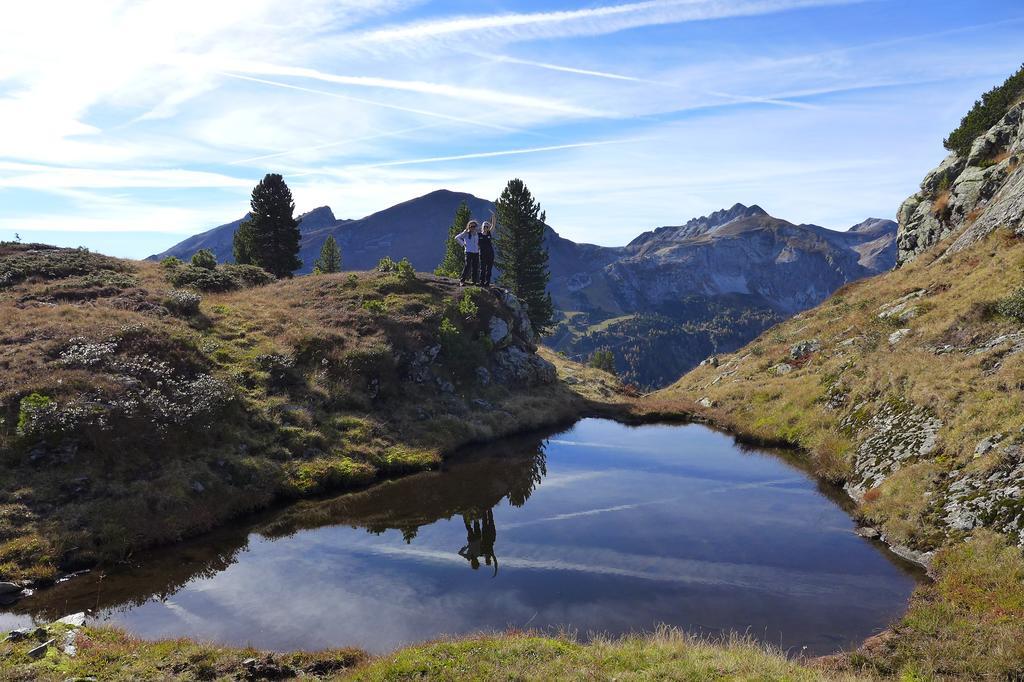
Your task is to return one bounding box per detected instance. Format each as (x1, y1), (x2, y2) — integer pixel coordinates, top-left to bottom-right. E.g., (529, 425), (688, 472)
(218, 72), (523, 133)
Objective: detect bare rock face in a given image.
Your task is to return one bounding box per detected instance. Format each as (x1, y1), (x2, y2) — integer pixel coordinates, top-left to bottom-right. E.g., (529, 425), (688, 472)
(844, 400), (942, 500)
(942, 442), (1024, 543)
(897, 103), (1024, 265)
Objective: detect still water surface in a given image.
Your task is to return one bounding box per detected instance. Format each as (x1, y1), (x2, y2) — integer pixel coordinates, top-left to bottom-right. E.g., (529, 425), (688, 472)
(3, 419), (921, 655)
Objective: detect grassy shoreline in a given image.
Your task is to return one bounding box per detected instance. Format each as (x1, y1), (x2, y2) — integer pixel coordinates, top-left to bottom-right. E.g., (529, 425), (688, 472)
(5, 242), (1024, 679)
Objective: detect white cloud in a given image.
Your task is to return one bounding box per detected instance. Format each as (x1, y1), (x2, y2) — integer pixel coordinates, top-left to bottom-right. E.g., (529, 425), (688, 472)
(348, 0), (866, 49)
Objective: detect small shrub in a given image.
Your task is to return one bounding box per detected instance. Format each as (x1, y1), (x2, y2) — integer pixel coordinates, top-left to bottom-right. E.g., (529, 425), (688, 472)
(161, 256), (183, 269)
(345, 273), (359, 288)
(225, 264), (275, 288)
(0, 247), (133, 289)
(167, 263), (274, 292)
(396, 257), (415, 280)
(17, 393), (52, 436)
(190, 249), (217, 270)
(995, 288), (1024, 321)
(376, 256), (398, 273)
(458, 291), (478, 318)
(361, 299), (387, 315)
(165, 289), (201, 316)
(439, 316), (460, 350)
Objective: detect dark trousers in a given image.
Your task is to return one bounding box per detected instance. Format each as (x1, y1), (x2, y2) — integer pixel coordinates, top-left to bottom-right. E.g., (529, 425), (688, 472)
(480, 251), (494, 286)
(461, 252), (479, 284)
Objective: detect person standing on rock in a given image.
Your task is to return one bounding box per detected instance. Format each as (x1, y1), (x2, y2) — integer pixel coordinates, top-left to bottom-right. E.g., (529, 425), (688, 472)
(479, 211), (497, 287)
(455, 219), (480, 286)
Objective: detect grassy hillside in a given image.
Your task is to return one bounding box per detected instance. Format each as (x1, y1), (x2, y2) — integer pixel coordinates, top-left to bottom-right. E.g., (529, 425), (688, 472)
(0, 243), (621, 585)
(661, 228), (1024, 551)
(656, 226), (1024, 678)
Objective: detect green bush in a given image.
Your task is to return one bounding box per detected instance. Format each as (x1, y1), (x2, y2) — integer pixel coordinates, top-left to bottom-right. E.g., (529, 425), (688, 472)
(438, 316), (487, 379)
(17, 393), (53, 436)
(167, 263), (275, 292)
(376, 256), (397, 273)
(361, 299), (387, 314)
(165, 289), (202, 316)
(225, 264), (276, 288)
(0, 246), (133, 289)
(945, 64), (1024, 157)
(190, 249), (217, 270)
(396, 257), (415, 280)
(995, 288), (1024, 321)
(458, 291), (478, 318)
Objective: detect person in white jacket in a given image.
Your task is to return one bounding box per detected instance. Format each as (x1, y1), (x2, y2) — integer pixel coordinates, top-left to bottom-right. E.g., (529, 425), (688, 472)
(454, 219), (480, 286)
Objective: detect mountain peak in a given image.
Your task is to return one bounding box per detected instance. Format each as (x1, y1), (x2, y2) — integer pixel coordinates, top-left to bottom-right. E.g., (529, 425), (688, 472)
(628, 203), (773, 247)
(297, 206), (338, 231)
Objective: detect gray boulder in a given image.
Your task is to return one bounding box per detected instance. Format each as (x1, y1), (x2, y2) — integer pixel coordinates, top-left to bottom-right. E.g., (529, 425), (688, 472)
(493, 346), (556, 385)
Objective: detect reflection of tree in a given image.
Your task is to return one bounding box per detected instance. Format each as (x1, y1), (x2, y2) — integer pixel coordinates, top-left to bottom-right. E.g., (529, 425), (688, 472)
(506, 443), (546, 508)
(261, 434), (549, 543)
(13, 429), (552, 620)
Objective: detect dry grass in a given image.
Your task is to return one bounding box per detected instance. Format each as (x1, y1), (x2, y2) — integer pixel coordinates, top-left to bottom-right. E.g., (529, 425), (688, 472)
(661, 227), (1024, 476)
(0, 245), (623, 584)
(654, 228), (1024, 679)
(931, 190), (951, 219)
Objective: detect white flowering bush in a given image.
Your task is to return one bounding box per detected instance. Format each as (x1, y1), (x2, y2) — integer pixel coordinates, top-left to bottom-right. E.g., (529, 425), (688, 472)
(25, 335), (234, 443)
(58, 337), (117, 367)
(166, 289), (202, 316)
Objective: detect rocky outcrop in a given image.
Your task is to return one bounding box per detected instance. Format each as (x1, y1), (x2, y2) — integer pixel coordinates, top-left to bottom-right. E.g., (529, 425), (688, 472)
(897, 103), (1024, 265)
(844, 400), (942, 500)
(942, 440), (1024, 543)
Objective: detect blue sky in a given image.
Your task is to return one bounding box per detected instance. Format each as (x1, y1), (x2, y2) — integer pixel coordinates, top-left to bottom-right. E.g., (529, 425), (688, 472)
(1, 0), (1022, 258)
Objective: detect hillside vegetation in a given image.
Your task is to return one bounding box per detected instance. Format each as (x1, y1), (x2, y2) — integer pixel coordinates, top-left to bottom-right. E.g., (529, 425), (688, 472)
(944, 64), (1024, 156)
(0, 244), (618, 585)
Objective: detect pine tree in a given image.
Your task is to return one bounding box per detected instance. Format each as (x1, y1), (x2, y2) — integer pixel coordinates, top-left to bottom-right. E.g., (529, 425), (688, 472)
(313, 235), (342, 274)
(588, 349), (616, 375)
(232, 173), (302, 278)
(436, 201), (472, 277)
(495, 179), (554, 334)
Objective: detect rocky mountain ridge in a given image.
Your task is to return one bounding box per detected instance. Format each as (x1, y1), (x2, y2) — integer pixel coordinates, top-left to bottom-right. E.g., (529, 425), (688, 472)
(667, 87), (1024, 564)
(897, 101), (1024, 265)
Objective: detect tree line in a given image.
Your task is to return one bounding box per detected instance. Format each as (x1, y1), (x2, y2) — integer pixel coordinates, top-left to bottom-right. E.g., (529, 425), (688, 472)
(223, 172), (554, 333)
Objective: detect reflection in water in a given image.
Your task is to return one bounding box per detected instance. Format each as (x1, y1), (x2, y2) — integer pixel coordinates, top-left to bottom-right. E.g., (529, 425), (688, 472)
(460, 510), (498, 576)
(4, 420), (922, 656)
(11, 437), (549, 622)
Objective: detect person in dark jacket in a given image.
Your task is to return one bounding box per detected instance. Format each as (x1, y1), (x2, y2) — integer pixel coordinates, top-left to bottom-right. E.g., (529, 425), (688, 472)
(479, 212), (497, 287)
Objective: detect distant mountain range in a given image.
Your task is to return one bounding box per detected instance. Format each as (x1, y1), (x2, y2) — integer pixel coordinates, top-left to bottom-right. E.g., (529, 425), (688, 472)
(151, 190), (896, 387)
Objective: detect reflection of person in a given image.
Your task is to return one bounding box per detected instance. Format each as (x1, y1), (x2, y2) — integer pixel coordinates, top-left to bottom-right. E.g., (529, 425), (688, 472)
(458, 510), (498, 577)
(480, 509), (498, 576)
(459, 515), (483, 569)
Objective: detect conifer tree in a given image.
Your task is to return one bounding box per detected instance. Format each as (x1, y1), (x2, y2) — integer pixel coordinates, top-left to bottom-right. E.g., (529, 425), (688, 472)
(233, 173), (302, 278)
(495, 179), (554, 334)
(313, 235), (342, 274)
(436, 201), (472, 277)
(588, 349), (616, 375)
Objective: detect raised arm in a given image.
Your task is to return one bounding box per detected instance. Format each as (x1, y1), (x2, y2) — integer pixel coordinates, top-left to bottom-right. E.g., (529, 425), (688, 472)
(489, 211), (497, 233)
